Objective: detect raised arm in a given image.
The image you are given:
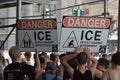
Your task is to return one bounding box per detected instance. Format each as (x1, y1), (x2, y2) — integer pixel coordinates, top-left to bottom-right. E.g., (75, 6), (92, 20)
(34, 49), (42, 80)
(83, 47), (98, 75)
(60, 47), (83, 77)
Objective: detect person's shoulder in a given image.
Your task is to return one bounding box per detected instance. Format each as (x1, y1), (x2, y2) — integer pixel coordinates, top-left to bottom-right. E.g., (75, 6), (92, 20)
(45, 74), (55, 80)
(20, 62), (34, 70)
(4, 63), (18, 69)
(46, 74), (63, 80)
(109, 68), (120, 75)
(4, 63), (21, 73)
(21, 62), (33, 66)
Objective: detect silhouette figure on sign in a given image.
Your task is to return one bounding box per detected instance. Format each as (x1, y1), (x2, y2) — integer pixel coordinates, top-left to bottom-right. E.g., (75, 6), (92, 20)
(62, 31), (79, 48)
(68, 40), (74, 47)
(28, 39), (31, 47)
(20, 32), (34, 48)
(24, 39), (31, 47)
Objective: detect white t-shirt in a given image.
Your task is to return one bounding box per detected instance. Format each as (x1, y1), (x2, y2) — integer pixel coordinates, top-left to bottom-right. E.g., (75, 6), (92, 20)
(26, 59), (34, 66)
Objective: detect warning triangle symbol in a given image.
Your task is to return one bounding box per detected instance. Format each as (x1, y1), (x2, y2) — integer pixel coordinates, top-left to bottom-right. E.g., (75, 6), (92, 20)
(20, 32), (34, 48)
(62, 31), (78, 48)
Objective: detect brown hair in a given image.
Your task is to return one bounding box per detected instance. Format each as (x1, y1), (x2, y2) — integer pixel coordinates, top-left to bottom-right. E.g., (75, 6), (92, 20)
(112, 52), (120, 65)
(76, 52), (88, 65)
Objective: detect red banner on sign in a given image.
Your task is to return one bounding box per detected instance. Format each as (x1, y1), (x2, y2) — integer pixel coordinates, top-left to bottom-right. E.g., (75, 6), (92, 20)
(63, 17), (110, 28)
(17, 19), (56, 29)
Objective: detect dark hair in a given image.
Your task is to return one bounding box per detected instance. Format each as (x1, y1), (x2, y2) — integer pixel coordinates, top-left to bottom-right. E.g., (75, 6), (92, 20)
(24, 52), (31, 58)
(98, 58), (109, 69)
(39, 54), (45, 64)
(112, 52), (120, 65)
(76, 52), (88, 65)
(50, 54), (58, 61)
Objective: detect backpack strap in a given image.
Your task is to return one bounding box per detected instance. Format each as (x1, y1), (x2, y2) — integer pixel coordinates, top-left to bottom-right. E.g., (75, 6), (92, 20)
(19, 63), (25, 80)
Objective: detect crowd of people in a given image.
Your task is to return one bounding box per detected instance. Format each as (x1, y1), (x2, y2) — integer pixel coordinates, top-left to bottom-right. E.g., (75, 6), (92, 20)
(0, 46), (120, 80)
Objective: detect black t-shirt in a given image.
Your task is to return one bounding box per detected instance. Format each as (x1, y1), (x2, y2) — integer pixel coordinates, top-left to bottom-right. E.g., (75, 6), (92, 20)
(4, 62), (35, 80)
(94, 76), (101, 80)
(73, 69), (93, 80)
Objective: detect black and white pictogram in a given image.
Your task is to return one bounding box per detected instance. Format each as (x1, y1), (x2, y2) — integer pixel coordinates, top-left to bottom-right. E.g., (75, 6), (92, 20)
(62, 31), (78, 48)
(99, 45), (106, 53)
(52, 45), (58, 52)
(20, 32), (34, 48)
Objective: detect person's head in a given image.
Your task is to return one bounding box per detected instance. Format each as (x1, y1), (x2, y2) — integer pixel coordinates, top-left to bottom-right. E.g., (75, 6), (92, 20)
(24, 52), (32, 61)
(9, 46), (21, 62)
(50, 53), (60, 63)
(97, 58), (109, 72)
(41, 52), (50, 62)
(111, 52), (120, 68)
(45, 61), (57, 75)
(76, 52), (88, 65)
(39, 54), (47, 69)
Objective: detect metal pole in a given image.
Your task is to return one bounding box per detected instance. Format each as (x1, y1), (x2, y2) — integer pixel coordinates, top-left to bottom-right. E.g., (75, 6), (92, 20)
(43, 4), (45, 19)
(0, 14), (53, 19)
(104, 0), (108, 17)
(0, 25), (16, 49)
(0, 24), (16, 28)
(16, 0), (22, 46)
(118, 0), (120, 52)
(17, 0), (22, 19)
(46, 0), (104, 13)
(75, 0), (77, 4)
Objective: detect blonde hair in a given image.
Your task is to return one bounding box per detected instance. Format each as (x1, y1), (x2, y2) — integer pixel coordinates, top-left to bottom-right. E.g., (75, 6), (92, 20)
(9, 46), (21, 62)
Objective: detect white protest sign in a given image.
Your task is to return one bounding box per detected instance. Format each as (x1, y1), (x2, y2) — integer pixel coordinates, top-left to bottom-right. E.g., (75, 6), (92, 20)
(17, 19), (58, 52)
(59, 16), (111, 53)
